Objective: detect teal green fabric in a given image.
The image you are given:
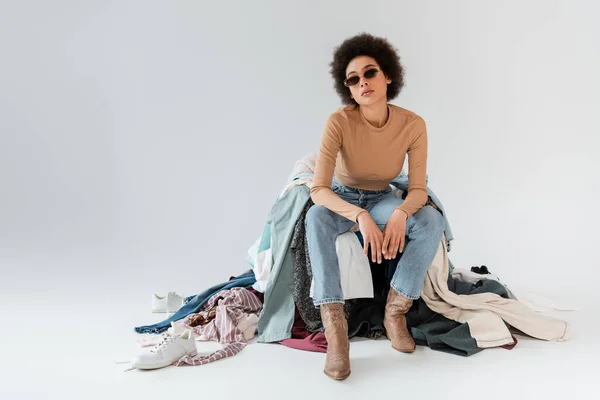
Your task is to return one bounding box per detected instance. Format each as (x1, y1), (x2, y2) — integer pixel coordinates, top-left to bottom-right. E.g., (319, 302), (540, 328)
(257, 184), (311, 343)
(257, 222), (271, 253)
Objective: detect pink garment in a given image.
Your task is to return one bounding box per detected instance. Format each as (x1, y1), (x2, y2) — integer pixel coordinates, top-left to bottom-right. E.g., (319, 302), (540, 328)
(286, 152), (316, 181)
(174, 287), (262, 366)
(279, 332), (327, 353)
(177, 342), (247, 366)
(279, 309), (328, 353)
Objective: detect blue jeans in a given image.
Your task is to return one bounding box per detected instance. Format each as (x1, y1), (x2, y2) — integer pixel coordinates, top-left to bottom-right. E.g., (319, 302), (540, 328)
(305, 178), (444, 306)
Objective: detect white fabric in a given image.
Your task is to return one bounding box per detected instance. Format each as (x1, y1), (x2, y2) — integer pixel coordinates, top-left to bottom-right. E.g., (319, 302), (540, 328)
(391, 186), (405, 200)
(286, 152), (317, 182)
(279, 152), (317, 197)
(236, 313), (259, 340)
(279, 177), (313, 198)
(251, 246), (272, 293)
(310, 231), (374, 300)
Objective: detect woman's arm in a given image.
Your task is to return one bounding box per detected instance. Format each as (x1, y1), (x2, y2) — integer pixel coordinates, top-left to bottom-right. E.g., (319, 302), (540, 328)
(310, 117), (366, 222)
(395, 117), (429, 218)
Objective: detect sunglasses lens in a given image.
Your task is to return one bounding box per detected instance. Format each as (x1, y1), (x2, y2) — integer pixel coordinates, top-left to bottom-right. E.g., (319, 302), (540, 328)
(364, 68), (379, 79)
(345, 76), (360, 86)
(345, 68), (380, 86)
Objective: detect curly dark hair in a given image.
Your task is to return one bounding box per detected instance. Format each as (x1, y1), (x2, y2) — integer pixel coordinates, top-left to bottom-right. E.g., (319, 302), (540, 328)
(329, 33), (405, 106)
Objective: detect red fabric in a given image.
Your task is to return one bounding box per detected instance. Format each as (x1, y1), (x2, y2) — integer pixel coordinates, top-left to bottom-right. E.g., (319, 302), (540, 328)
(247, 288), (264, 303)
(278, 309), (328, 353)
(501, 335), (518, 350)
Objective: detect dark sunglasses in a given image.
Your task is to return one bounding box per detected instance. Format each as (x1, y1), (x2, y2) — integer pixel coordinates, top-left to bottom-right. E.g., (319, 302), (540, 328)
(343, 68), (380, 87)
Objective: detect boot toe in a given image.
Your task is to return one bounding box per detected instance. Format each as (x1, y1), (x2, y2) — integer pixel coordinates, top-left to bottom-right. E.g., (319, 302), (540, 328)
(324, 354), (351, 379)
(391, 342), (416, 353)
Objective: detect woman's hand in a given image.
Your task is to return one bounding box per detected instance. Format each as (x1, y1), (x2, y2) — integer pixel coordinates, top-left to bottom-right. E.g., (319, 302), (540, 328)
(357, 211), (384, 263)
(382, 209), (408, 260)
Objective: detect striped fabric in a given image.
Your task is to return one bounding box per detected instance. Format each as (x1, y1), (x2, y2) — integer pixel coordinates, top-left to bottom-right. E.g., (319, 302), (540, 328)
(175, 287), (262, 366)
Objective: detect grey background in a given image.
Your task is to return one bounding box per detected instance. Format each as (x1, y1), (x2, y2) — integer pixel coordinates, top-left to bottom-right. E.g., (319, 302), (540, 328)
(1, 0), (599, 299)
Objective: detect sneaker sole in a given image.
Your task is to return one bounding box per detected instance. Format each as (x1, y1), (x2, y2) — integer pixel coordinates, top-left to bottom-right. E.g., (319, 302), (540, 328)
(134, 350), (198, 370)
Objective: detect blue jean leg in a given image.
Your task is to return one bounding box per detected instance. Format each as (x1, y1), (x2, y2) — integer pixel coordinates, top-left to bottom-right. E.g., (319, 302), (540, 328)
(306, 182), (391, 306)
(305, 204), (357, 306)
(369, 192), (445, 299)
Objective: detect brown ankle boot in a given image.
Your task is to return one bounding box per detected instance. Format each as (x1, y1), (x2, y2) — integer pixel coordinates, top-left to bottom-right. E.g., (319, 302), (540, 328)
(320, 303), (351, 380)
(383, 288), (416, 353)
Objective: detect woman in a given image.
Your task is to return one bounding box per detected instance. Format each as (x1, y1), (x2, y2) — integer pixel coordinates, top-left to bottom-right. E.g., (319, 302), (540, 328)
(306, 33), (445, 380)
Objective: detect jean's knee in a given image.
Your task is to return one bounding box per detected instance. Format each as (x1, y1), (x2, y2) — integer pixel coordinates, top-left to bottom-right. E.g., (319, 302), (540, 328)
(305, 204), (332, 229)
(415, 206), (445, 236)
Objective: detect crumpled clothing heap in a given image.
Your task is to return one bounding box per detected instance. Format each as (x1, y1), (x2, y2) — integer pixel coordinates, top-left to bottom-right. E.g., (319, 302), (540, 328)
(174, 287), (262, 366)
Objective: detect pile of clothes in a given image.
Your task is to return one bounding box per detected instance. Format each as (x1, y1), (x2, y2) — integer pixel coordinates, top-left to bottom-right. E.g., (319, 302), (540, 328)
(131, 153), (570, 368)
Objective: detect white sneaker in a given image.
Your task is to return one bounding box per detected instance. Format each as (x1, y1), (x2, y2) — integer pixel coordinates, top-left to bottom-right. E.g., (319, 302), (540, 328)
(133, 330), (197, 370)
(151, 292), (183, 313)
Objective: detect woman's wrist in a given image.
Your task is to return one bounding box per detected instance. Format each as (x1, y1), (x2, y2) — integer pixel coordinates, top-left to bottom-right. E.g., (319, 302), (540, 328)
(394, 208), (409, 220)
(356, 210), (369, 223)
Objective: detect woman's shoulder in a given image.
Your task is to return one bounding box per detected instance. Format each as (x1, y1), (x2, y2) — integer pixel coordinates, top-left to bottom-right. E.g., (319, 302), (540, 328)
(322, 105), (359, 133)
(389, 104), (427, 133)
(327, 104), (359, 122)
(389, 104), (424, 122)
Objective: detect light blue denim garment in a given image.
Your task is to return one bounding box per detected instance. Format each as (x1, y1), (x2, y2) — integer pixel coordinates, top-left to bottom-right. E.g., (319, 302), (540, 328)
(256, 184), (311, 343)
(389, 173), (454, 251)
(245, 175), (312, 268)
(306, 178), (445, 303)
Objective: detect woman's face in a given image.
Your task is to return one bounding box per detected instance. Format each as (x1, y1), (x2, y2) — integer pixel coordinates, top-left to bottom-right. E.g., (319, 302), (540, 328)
(344, 55), (390, 106)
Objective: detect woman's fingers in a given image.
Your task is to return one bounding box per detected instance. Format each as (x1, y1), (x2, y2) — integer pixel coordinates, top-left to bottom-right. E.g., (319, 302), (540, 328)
(382, 233), (390, 259)
(371, 236), (377, 263)
(392, 238), (400, 257)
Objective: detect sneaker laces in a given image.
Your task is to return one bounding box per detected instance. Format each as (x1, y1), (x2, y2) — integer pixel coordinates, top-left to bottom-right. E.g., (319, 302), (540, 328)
(150, 333), (177, 354)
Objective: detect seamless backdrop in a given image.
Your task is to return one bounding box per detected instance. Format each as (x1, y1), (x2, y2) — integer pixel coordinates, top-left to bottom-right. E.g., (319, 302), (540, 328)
(1, 0), (599, 301)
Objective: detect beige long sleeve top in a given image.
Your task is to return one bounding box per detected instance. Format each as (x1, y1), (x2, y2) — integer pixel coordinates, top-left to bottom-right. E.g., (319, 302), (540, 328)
(310, 104), (429, 222)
